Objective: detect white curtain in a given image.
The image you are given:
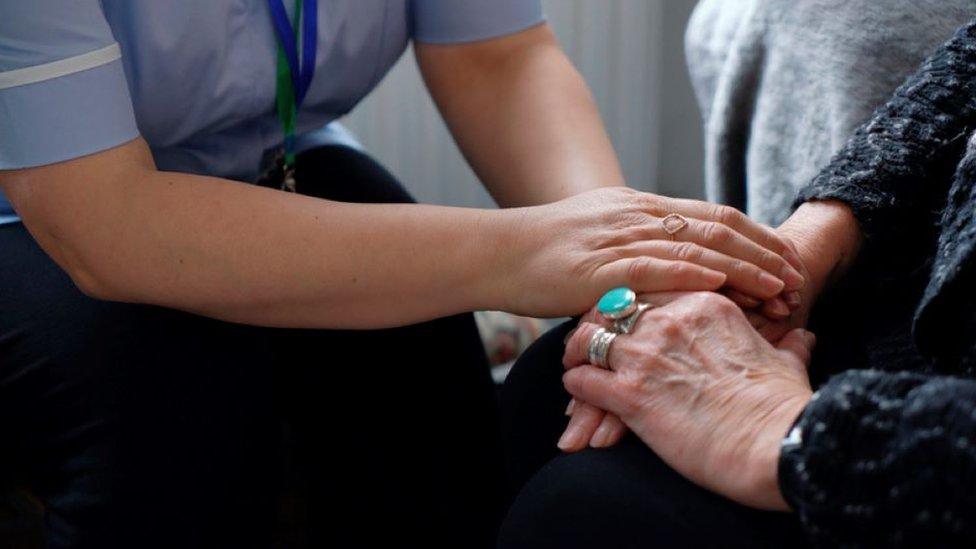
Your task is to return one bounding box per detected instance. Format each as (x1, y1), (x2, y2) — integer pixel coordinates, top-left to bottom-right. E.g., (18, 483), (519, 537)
(342, 0), (704, 208)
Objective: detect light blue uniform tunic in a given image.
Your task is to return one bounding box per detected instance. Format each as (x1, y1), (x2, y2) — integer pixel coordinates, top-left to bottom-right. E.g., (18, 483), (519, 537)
(0, 0), (545, 225)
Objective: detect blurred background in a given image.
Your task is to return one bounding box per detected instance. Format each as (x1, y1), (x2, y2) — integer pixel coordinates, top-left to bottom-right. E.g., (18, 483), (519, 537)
(343, 0), (705, 207)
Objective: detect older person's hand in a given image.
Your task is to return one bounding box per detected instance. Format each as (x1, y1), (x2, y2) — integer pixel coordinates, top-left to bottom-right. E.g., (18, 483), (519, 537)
(560, 292), (814, 511)
(558, 200), (858, 455)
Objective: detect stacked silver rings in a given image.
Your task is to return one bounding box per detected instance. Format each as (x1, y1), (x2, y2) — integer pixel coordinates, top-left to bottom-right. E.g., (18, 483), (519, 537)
(588, 327), (617, 369)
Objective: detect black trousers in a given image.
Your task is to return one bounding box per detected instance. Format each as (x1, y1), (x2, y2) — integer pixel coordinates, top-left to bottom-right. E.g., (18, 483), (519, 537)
(498, 321), (808, 549)
(0, 146), (504, 548)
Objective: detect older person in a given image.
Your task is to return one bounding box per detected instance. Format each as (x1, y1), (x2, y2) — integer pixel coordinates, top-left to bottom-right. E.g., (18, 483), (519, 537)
(500, 7), (976, 549)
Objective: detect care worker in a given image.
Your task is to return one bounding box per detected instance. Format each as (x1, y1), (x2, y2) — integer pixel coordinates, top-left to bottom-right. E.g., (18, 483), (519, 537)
(0, 1), (804, 547)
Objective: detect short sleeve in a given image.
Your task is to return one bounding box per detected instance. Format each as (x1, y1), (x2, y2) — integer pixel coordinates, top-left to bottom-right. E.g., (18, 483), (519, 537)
(411, 0), (545, 44)
(0, 0), (139, 169)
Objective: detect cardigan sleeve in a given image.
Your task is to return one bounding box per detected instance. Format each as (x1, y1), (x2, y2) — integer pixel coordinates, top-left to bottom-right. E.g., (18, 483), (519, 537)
(795, 19), (976, 266)
(779, 370), (976, 547)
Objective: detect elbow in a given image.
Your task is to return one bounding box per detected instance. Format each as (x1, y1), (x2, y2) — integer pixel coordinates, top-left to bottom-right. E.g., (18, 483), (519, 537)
(46, 235), (129, 302)
(66, 262), (118, 302)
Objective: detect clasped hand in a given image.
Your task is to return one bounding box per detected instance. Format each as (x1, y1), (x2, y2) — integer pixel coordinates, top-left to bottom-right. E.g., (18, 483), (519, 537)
(560, 291), (815, 511)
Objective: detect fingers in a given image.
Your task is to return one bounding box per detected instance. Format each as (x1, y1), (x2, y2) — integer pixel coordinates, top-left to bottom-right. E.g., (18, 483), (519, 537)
(776, 328), (817, 365)
(562, 366), (625, 416)
(563, 320), (603, 369)
(564, 317), (645, 369)
(677, 217), (805, 291)
(725, 289), (761, 309)
(761, 297), (791, 319)
(589, 412), (628, 448)
(597, 256), (727, 296)
(665, 198), (807, 280)
(558, 400), (607, 452)
(614, 241), (789, 300)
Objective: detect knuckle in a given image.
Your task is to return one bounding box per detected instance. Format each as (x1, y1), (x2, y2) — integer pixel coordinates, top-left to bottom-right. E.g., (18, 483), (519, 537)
(645, 194), (669, 218)
(757, 248), (779, 270)
(626, 258), (654, 283)
(703, 222), (733, 246)
(704, 292), (740, 315)
(673, 241), (702, 262)
(659, 315), (684, 338)
(730, 259), (751, 278)
(666, 260), (692, 279)
(714, 204), (744, 227)
(612, 210), (648, 231)
(688, 291), (730, 311)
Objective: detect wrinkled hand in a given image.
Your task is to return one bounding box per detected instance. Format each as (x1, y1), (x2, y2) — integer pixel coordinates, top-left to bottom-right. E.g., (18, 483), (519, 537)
(560, 292), (814, 511)
(559, 200), (861, 456)
(501, 187), (805, 319)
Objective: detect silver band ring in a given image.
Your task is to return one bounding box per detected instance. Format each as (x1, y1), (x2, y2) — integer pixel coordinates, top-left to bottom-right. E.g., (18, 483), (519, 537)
(588, 327), (618, 369)
(614, 302), (652, 335)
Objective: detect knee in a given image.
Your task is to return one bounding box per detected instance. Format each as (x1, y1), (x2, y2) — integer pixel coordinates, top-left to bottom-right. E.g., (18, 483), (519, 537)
(499, 445), (679, 549)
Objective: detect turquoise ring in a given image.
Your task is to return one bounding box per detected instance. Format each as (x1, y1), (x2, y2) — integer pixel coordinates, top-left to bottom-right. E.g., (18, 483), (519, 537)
(598, 287), (653, 334)
(597, 287), (638, 321)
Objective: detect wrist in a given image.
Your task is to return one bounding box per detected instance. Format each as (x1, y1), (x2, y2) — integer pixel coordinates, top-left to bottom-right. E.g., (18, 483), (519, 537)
(469, 207), (531, 313)
(779, 200), (863, 294)
(747, 392), (812, 512)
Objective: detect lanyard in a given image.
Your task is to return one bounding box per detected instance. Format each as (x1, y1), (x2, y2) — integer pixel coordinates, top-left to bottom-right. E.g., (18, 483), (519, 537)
(268, 0), (317, 191)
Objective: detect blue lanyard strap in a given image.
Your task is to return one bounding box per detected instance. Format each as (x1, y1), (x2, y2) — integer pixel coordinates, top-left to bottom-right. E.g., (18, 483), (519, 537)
(268, 0), (318, 164)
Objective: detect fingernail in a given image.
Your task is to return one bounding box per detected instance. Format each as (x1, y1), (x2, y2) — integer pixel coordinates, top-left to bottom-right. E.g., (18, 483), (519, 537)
(781, 265), (806, 290)
(784, 291), (802, 308)
(565, 398), (576, 416)
(737, 294), (761, 308)
(591, 422), (613, 448)
(759, 272), (786, 293)
(558, 425), (582, 451)
(768, 298), (790, 317)
(704, 270), (727, 287)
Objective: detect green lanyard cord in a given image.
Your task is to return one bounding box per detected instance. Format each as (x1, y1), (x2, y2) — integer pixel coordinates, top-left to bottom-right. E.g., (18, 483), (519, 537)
(274, 0), (302, 168)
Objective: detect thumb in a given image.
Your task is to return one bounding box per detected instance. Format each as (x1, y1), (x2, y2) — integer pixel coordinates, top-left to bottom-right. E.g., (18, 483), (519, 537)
(775, 328), (816, 366)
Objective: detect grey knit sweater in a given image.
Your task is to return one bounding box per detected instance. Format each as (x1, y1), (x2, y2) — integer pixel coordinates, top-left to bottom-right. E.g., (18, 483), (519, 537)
(685, 0), (975, 225)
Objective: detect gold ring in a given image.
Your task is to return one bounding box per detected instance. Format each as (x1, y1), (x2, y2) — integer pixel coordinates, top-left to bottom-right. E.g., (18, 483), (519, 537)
(662, 213), (689, 241)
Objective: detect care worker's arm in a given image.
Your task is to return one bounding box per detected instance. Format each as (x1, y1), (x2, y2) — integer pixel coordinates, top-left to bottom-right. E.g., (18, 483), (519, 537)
(5, 138), (809, 329)
(417, 24), (624, 207)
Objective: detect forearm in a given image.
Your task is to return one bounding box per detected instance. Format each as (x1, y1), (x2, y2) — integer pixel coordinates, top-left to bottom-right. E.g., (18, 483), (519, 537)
(7, 143), (510, 329)
(418, 25), (624, 207)
(780, 370), (976, 546)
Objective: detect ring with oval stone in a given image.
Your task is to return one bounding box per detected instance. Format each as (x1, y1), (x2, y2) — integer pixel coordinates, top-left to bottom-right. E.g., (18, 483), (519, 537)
(597, 287), (653, 335)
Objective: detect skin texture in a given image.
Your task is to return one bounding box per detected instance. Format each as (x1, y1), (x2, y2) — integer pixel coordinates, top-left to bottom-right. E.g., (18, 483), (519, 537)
(0, 24), (802, 329)
(558, 200), (865, 509)
(563, 292), (815, 511)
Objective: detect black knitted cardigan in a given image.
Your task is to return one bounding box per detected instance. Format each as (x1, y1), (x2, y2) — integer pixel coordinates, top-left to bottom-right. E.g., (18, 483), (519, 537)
(778, 19), (976, 548)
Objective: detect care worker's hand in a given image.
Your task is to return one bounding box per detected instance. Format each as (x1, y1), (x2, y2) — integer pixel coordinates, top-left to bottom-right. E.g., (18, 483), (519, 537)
(497, 187), (805, 319)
